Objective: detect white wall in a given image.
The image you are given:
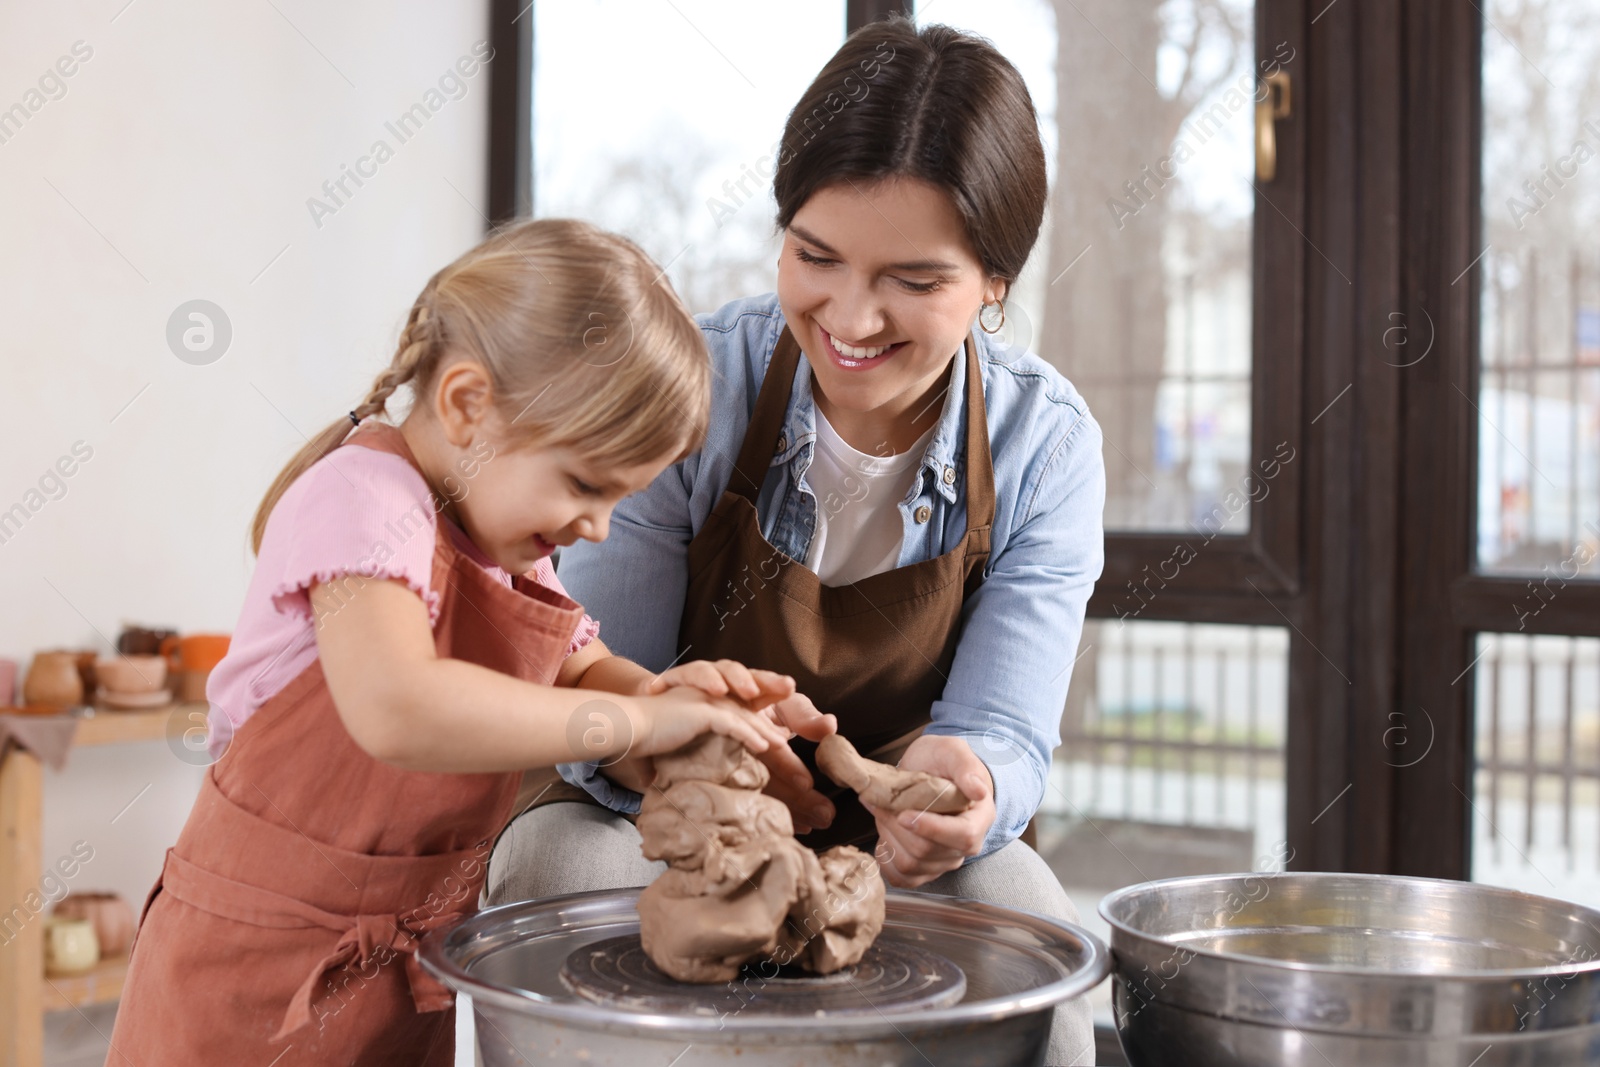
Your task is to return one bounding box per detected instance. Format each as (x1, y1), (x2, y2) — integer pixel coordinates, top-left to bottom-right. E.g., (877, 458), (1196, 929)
(1, 0), (489, 911)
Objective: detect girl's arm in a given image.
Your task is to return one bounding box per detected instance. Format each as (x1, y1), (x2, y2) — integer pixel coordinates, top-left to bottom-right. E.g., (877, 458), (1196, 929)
(555, 635), (649, 693)
(312, 576), (786, 773)
(555, 640), (834, 802)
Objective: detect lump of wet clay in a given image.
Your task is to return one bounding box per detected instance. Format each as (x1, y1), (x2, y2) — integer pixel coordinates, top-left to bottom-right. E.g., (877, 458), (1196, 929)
(815, 733), (973, 815)
(636, 733), (885, 984)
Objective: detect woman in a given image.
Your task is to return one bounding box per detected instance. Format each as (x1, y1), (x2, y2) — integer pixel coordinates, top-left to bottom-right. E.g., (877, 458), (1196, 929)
(491, 18), (1104, 1065)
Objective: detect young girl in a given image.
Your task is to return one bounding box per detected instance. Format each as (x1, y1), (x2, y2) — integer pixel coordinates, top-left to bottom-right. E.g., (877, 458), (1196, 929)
(108, 218), (798, 1066)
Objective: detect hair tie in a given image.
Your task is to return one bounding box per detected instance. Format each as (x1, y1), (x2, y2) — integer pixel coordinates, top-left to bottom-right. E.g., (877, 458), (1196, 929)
(348, 411), (361, 426)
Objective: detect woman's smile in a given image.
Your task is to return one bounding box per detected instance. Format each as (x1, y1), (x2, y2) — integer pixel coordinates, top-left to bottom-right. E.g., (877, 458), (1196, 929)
(818, 325), (909, 371)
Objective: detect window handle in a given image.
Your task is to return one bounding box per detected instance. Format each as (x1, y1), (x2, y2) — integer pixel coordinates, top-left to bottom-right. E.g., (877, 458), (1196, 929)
(1256, 71), (1292, 181)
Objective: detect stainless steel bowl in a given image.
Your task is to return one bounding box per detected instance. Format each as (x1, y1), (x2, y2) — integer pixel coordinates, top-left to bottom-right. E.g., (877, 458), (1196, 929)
(419, 888), (1108, 1066)
(1100, 872), (1600, 1066)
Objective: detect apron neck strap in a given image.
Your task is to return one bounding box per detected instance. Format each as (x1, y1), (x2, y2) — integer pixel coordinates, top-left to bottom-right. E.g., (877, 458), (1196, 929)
(961, 332), (996, 531)
(728, 327), (804, 503)
(340, 422), (469, 565)
(729, 326), (997, 532)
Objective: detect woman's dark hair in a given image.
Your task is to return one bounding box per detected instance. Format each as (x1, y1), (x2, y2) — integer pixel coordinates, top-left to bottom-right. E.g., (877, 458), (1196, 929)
(773, 17), (1048, 287)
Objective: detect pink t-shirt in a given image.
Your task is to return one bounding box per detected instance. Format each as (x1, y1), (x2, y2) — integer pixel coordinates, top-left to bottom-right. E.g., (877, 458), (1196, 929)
(205, 447), (599, 755)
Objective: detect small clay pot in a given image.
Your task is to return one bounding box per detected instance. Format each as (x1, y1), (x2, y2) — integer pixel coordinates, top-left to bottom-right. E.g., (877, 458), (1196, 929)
(0, 658), (17, 706)
(44, 917), (99, 975)
(73, 651), (98, 697)
(117, 626), (177, 657)
(53, 893), (135, 958)
(160, 633), (231, 675)
(23, 652), (84, 708)
(94, 655), (167, 695)
(179, 667), (212, 704)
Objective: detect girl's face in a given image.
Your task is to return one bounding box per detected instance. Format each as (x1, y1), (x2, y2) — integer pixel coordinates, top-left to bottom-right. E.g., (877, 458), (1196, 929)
(406, 364), (675, 576)
(452, 436), (669, 575)
(777, 177), (1005, 445)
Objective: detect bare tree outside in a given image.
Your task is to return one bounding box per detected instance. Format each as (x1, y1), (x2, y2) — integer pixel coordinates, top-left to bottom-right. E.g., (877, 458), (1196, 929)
(1041, 0), (1255, 534)
(530, 1), (842, 314)
(547, 122), (783, 314)
(997, 0), (1257, 749)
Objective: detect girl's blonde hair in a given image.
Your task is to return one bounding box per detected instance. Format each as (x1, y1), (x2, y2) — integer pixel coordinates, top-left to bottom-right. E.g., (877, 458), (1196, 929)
(250, 218), (710, 553)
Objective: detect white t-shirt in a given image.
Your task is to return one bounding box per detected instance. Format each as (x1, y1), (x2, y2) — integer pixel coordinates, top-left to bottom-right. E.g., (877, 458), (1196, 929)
(803, 405), (936, 586)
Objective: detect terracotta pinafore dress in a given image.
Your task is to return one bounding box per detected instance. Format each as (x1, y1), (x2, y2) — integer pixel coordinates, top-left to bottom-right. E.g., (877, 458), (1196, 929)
(522, 327), (995, 852)
(109, 422), (588, 1066)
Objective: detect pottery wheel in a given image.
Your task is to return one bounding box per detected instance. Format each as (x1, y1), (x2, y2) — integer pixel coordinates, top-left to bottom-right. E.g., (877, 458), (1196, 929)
(559, 935), (966, 1017)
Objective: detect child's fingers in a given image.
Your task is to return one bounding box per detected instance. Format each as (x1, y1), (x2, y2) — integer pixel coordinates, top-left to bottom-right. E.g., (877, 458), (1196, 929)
(760, 713), (790, 746)
(732, 702), (790, 749)
(710, 707), (774, 752)
(756, 706), (796, 741)
(745, 705), (790, 747)
(651, 662), (728, 697)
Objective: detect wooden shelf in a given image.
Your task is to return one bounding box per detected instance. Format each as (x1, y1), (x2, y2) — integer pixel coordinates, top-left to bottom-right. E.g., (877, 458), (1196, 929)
(0, 702), (207, 748)
(74, 703), (206, 747)
(3, 701), (209, 1064)
(41, 955), (129, 1013)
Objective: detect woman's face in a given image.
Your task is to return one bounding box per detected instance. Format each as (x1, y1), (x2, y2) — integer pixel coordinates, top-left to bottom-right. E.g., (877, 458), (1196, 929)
(777, 177), (1004, 443)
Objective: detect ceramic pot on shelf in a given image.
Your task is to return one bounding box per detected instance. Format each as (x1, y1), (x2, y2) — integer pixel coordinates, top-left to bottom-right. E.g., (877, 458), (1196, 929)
(94, 655), (167, 695)
(94, 655), (170, 710)
(23, 652), (84, 708)
(44, 917), (99, 976)
(72, 650), (98, 698)
(116, 626), (177, 657)
(0, 658), (17, 707)
(160, 633), (230, 704)
(52, 893), (135, 958)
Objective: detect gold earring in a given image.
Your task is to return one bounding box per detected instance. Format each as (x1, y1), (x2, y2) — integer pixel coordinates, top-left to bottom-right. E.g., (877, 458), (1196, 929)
(979, 301), (1006, 334)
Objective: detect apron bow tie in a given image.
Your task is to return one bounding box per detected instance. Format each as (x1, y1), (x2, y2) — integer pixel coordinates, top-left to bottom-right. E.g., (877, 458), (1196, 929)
(275, 908), (463, 1040)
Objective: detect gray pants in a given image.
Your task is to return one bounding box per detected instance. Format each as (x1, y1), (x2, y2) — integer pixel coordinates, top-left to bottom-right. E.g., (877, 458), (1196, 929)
(488, 803), (1095, 1066)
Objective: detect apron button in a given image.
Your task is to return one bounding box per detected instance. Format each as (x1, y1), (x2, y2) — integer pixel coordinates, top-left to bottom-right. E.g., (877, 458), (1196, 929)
(942, 465), (956, 485)
(914, 504), (932, 524)
(776, 435), (788, 454)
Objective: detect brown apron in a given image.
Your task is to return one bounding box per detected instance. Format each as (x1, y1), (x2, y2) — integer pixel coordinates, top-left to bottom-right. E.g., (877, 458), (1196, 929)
(109, 422), (587, 1067)
(522, 327), (994, 853)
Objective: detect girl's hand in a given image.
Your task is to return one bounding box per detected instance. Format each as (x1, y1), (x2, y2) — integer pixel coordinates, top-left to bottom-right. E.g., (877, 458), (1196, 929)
(641, 663), (840, 832)
(643, 659), (795, 712)
(630, 686), (790, 762)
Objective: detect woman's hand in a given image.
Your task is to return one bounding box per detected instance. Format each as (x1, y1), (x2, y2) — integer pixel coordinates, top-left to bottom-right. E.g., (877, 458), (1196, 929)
(865, 734), (996, 889)
(757, 692), (839, 835)
(602, 684), (840, 831)
(588, 659), (811, 795)
(629, 686), (790, 761)
(625, 660), (798, 796)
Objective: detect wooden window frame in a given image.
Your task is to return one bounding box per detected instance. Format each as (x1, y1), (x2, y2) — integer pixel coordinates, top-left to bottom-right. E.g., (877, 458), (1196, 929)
(1086, 0), (1308, 623)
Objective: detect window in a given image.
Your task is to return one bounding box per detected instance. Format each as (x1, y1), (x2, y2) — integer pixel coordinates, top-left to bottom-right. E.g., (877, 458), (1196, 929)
(532, 0), (847, 312)
(933, 0), (1261, 535)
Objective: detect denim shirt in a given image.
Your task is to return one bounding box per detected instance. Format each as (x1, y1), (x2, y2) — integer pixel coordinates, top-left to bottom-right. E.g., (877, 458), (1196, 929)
(556, 293), (1106, 857)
